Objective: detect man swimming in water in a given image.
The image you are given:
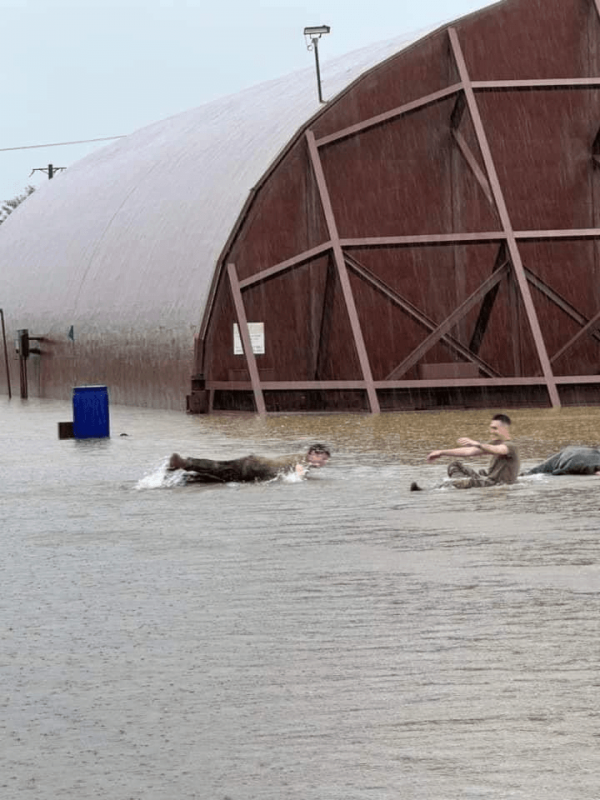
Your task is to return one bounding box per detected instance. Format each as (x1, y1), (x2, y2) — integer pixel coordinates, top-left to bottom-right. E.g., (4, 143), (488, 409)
(167, 443), (331, 483)
(411, 413), (519, 490)
(525, 445), (600, 476)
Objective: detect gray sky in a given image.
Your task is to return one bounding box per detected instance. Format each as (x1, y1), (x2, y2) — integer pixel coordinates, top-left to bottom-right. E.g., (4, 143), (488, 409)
(2, 0), (488, 203)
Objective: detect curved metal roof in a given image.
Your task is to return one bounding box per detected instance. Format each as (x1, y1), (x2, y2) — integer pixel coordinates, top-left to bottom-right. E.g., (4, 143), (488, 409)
(0, 27), (445, 336)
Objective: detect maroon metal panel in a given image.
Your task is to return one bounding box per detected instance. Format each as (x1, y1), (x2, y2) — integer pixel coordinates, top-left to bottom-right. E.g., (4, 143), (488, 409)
(195, 0), (600, 415)
(478, 91), (600, 233)
(551, 307), (600, 363)
(311, 27), (458, 144)
(239, 242), (332, 289)
(341, 243), (505, 380)
(320, 97), (488, 240)
(345, 253), (500, 377)
(305, 130), (380, 412)
(469, 246), (509, 354)
(525, 264), (600, 340)
(456, 0), (592, 82)
(448, 27), (560, 407)
(386, 262), (510, 379)
(520, 239), (600, 372)
(315, 84), (462, 147)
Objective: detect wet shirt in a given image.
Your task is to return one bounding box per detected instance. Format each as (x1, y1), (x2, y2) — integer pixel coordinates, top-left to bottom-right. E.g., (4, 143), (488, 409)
(485, 439), (520, 484)
(245, 453), (306, 480)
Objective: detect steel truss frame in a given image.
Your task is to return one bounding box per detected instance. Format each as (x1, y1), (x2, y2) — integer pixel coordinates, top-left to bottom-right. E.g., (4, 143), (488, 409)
(220, 11), (600, 414)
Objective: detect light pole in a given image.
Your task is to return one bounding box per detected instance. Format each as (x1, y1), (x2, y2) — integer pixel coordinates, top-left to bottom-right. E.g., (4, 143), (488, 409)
(304, 25), (331, 103)
(30, 164), (66, 179)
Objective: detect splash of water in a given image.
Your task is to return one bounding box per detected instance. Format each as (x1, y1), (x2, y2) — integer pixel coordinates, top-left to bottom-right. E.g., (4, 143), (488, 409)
(279, 468), (306, 484)
(135, 459), (188, 490)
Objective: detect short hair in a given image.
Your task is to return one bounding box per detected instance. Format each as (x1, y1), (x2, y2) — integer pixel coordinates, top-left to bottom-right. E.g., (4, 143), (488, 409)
(307, 443), (331, 457)
(492, 413), (511, 426)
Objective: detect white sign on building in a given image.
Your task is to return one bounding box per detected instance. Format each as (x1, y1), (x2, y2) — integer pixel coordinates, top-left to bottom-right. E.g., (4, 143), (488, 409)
(233, 322), (265, 355)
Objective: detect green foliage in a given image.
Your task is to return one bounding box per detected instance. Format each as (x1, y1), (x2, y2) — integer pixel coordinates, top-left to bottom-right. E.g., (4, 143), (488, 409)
(0, 185), (35, 225)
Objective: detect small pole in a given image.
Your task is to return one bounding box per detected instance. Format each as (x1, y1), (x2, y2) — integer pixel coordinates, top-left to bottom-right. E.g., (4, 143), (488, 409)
(0, 309), (11, 399)
(304, 26), (330, 104)
(19, 353), (28, 399)
(30, 164), (65, 179)
(313, 39), (323, 103)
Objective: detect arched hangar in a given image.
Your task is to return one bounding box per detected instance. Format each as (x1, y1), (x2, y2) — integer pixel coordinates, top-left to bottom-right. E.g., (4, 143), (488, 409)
(3, 0), (600, 415)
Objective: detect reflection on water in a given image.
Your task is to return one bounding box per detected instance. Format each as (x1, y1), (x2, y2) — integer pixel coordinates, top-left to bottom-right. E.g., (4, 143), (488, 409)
(2, 398), (600, 799)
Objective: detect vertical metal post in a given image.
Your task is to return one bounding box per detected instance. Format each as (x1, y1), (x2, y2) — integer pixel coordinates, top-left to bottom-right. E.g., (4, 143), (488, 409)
(0, 309), (12, 399)
(313, 39), (324, 103)
(227, 263), (266, 416)
(19, 354), (28, 399)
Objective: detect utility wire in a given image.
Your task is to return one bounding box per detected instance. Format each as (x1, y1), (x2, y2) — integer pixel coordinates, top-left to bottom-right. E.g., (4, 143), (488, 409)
(0, 135), (125, 153)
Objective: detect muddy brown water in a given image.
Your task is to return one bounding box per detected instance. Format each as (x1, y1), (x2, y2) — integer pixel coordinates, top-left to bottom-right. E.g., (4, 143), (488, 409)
(2, 398), (600, 799)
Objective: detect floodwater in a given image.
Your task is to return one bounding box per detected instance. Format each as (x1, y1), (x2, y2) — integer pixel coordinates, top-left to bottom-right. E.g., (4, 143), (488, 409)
(2, 398), (600, 800)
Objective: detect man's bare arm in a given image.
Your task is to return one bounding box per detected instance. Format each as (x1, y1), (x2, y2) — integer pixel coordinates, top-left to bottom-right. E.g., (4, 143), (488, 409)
(427, 445), (482, 462)
(457, 437), (509, 456)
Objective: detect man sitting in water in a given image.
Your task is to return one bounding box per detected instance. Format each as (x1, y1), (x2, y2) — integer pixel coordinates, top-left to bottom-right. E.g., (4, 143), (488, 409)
(167, 443), (331, 483)
(411, 413), (519, 490)
(525, 446), (600, 476)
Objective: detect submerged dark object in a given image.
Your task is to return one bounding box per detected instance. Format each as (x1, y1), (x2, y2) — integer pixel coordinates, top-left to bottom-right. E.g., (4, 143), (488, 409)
(526, 446), (600, 476)
(57, 421), (74, 439)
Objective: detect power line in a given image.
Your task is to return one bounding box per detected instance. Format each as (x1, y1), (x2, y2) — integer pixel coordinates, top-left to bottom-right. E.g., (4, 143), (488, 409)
(0, 135), (126, 153)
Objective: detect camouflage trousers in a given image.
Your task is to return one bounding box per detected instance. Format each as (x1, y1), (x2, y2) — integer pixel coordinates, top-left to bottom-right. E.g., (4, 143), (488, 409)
(184, 456), (277, 483)
(446, 460), (496, 489)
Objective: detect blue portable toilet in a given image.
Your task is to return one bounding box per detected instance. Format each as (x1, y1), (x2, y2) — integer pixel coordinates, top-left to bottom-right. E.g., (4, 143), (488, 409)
(72, 385), (110, 439)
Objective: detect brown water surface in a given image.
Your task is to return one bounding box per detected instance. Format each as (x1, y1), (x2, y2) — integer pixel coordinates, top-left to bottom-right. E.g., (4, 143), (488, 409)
(2, 399), (600, 799)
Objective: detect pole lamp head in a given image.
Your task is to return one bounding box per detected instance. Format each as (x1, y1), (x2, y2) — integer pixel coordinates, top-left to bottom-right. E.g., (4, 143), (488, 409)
(304, 24), (331, 48)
